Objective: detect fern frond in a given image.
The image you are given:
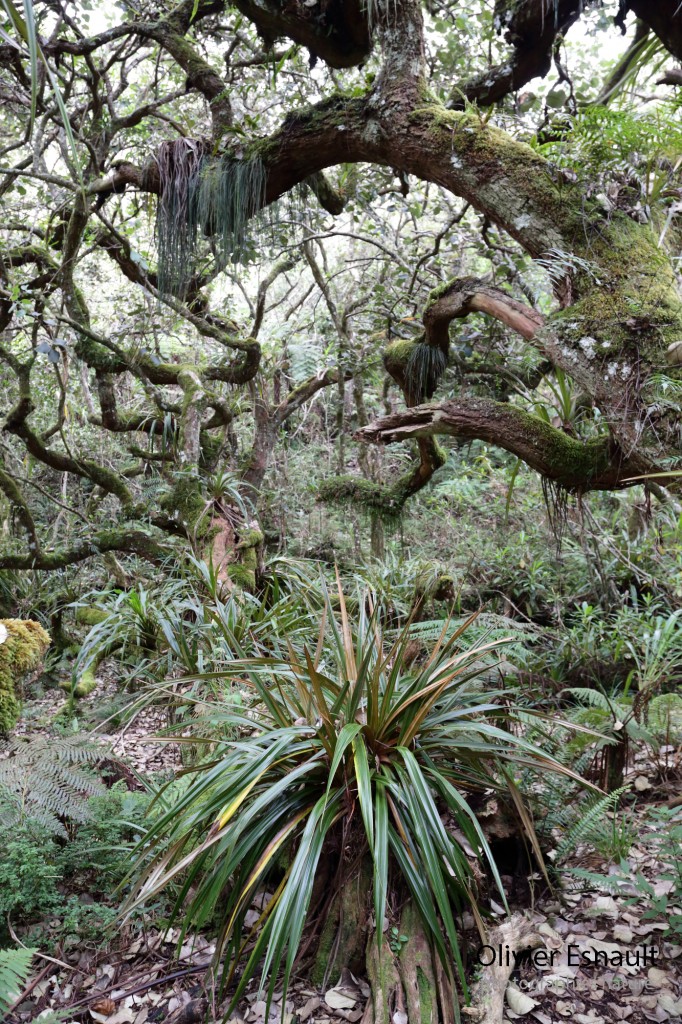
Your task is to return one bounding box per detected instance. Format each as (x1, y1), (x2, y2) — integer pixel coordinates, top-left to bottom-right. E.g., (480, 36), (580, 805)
(553, 787), (628, 864)
(0, 946), (36, 1013)
(0, 735), (107, 830)
(563, 687), (627, 717)
(563, 867), (631, 894)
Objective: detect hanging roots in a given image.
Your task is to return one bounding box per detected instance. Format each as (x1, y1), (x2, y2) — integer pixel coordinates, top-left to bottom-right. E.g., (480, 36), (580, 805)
(152, 140), (271, 297)
(404, 342), (447, 405)
(153, 139), (207, 298)
(542, 476), (570, 548)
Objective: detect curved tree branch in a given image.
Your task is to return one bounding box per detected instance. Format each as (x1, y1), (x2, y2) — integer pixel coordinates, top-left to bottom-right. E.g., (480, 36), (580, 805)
(623, 0), (682, 62)
(355, 397), (657, 492)
(0, 528), (170, 569)
(450, 0), (584, 108)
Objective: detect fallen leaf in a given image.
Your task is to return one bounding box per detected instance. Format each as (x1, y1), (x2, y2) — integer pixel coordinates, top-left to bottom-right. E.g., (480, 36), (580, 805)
(296, 995), (319, 1019)
(586, 897), (619, 919)
(325, 988), (357, 1010)
(90, 1000), (117, 1017)
(658, 993), (682, 1015)
(107, 1011), (135, 1024)
(505, 985), (536, 1014)
(647, 968), (671, 989)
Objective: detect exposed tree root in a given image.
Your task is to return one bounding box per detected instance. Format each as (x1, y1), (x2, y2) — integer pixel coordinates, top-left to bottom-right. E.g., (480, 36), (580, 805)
(361, 903), (457, 1024)
(464, 913), (544, 1024)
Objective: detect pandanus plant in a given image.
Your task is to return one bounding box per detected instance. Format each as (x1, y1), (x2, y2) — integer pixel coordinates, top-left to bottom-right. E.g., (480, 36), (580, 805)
(126, 577), (586, 1024)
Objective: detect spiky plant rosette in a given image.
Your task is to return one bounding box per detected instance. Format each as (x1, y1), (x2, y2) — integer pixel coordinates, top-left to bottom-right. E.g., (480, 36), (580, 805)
(126, 580), (587, 1014)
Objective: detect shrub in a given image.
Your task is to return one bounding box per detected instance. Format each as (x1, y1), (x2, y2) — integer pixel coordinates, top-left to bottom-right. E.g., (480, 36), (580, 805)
(126, 580), (585, 1021)
(0, 822), (62, 928)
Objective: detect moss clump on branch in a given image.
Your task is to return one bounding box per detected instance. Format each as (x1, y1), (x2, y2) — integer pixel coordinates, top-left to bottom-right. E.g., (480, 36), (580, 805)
(385, 335), (447, 405)
(228, 524), (264, 592)
(160, 476), (209, 536)
(558, 215), (682, 365)
(0, 619), (51, 734)
(74, 607), (109, 627)
(318, 476), (408, 517)
(59, 667), (98, 699)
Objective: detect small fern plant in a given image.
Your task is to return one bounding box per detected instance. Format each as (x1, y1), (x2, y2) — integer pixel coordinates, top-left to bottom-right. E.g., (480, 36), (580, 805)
(551, 787), (631, 865)
(0, 734), (106, 837)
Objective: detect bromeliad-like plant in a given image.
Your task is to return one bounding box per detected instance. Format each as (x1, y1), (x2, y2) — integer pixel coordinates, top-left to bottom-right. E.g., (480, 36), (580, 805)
(126, 578), (586, 1024)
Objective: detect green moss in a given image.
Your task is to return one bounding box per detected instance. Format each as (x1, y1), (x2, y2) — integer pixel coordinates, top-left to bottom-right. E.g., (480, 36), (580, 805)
(226, 561), (257, 591)
(0, 619), (51, 734)
(409, 104), (579, 241)
(75, 608), (109, 627)
(227, 525), (264, 592)
(59, 668), (98, 699)
(236, 526), (264, 552)
(559, 214), (682, 365)
(426, 278), (456, 305)
(385, 338), (420, 367)
(318, 476), (406, 517)
(177, 367), (204, 403)
(416, 966), (433, 1024)
(95, 528), (167, 560)
(311, 911), (338, 987)
(199, 431), (222, 469)
(397, 901), (439, 1024)
(160, 476), (209, 535)
(74, 334), (127, 374)
(311, 858), (371, 987)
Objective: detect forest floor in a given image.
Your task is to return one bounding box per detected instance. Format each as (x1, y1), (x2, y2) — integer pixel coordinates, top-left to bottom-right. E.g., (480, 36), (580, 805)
(6, 673), (682, 1024)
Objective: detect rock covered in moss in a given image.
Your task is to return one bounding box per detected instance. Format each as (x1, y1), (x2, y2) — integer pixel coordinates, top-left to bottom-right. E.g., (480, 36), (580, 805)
(0, 619), (51, 734)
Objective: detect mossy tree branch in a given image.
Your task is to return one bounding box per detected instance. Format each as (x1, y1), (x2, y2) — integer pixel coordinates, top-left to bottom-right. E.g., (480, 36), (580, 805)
(0, 529), (171, 569)
(96, 78), (682, 469)
(0, 462), (40, 554)
(356, 397), (658, 492)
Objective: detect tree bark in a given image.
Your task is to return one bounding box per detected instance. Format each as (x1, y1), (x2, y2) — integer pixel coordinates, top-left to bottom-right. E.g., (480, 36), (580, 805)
(355, 397), (654, 492)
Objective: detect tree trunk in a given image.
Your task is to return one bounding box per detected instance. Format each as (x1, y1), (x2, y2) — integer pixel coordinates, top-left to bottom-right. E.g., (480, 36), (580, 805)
(310, 861), (458, 1024)
(362, 902), (457, 1024)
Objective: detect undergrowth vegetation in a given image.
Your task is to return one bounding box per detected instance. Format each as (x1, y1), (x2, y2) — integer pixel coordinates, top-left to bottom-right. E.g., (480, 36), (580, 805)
(0, 7), (681, 1012)
(2, 464), (681, 1018)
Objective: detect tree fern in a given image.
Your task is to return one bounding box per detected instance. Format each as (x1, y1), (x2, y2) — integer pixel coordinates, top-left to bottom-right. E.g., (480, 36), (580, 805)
(0, 735), (106, 837)
(0, 946), (35, 1013)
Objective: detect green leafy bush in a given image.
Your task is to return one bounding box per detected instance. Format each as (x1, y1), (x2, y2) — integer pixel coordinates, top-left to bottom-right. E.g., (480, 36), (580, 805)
(0, 821), (62, 925)
(0, 782), (151, 945)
